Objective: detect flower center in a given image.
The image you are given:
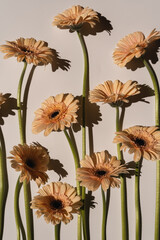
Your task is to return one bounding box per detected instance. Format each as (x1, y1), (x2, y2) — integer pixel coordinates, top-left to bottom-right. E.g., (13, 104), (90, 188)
(21, 47), (34, 54)
(25, 158), (35, 168)
(95, 170), (106, 177)
(50, 199), (63, 210)
(50, 111), (60, 119)
(134, 138), (146, 147)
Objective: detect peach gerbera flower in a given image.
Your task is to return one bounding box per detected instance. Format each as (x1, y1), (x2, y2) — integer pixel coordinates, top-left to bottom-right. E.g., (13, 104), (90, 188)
(113, 126), (160, 162)
(52, 5), (99, 31)
(89, 80), (140, 107)
(113, 29), (160, 67)
(32, 93), (79, 136)
(9, 143), (49, 186)
(77, 150), (128, 191)
(31, 182), (82, 225)
(0, 38), (54, 65)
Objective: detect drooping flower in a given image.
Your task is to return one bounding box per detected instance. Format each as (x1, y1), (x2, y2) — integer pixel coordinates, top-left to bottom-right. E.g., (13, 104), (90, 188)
(77, 150), (128, 191)
(89, 80), (140, 107)
(0, 93), (6, 108)
(113, 126), (160, 162)
(32, 93), (79, 136)
(0, 38), (54, 65)
(31, 182), (82, 225)
(9, 143), (49, 186)
(113, 29), (160, 67)
(52, 5), (99, 31)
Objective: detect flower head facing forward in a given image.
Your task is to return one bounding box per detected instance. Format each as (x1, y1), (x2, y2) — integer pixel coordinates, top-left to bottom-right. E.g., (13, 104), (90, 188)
(113, 126), (160, 162)
(52, 5), (99, 31)
(32, 94), (79, 136)
(113, 29), (160, 67)
(31, 182), (82, 225)
(89, 80), (140, 107)
(0, 38), (54, 65)
(77, 151), (128, 191)
(9, 143), (49, 186)
(0, 93), (6, 108)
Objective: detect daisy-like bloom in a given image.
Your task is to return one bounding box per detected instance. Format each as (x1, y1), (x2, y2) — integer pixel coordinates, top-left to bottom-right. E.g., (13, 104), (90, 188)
(0, 93), (6, 108)
(32, 93), (79, 136)
(9, 143), (50, 186)
(113, 29), (160, 67)
(0, 37), (54, 65)
(31, 182), (82, 225)
(52, 5), (99, 31)
(77, 150), (128, 192)
(113, 126), (160, 162)
(89, 80), (140, 107)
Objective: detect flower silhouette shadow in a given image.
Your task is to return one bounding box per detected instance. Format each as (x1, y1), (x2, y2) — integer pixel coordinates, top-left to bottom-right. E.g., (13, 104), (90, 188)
(48, 158), (68, 181)
(76, 13), (113, 36)
(51, 49), (71, 72)
(72, 95), (102, 133)
(0, 93), (17, 125)
(126, 39), (160, 71)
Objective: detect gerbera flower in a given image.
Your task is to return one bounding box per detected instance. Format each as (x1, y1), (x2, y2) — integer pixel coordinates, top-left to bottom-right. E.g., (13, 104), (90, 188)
(113, 126), (160, 162)
(0, 93), (6, 108)
(77, 150), (128, 191)
(0, 37), (54, 65)
(89, 80), (140, 107)
(32, 93), (79, 136)
(31, 182), (82, 225)
(52, 5), (99, 31)
(9, 143), (49, 186)
(113, 29), (160, 67)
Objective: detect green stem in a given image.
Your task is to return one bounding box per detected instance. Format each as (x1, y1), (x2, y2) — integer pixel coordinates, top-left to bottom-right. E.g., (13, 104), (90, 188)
(143, 58), (160, 240)
(17, 61), (34, 240)
(116, 106), (128, 240)
(14, 178), (26, 240)
(63, 129), (81, 240)
(135, 162), (142, 240)
(0, 127), (8, 240)
(101, 188), (106, 240)
(17, 61), (27, 144)
(55, 223), (61, 240)
(77, 30), (89, 240)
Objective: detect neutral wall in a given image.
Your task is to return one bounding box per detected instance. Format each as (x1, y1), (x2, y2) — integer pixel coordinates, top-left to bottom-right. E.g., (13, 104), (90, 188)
(0, 0), (160, 239)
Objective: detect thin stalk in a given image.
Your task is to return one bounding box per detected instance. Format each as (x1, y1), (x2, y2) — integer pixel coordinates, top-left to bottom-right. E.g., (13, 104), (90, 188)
(143, 58), (160, 240)
(0, 126), (8, 240)
(76, 30), (89, 240)
(17, 61), (34, 240)
(116, 106), (128, 240)
(55, 223), (61, 240)
(14, 178), (26, 240)
(17, 61), (27, 144)
(101, 188), (107, 240)
(63, 129), (81, 240)
(135, 161), (142, 240)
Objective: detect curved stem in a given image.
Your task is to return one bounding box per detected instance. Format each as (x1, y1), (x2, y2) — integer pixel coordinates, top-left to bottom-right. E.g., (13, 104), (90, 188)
(77, 30), (89, 240)
(143, 58), (160, 240)
(17, 62), (34, 240)
(135, 161), (142, 240)
(63, 129), (81, 240)
(116, 106), (128, 240)
(0, 126), (8, 240)
(55, 223), (61, 240)
(14, 178), (26, 240)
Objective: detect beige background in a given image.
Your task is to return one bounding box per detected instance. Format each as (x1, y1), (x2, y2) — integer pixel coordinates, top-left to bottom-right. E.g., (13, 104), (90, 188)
(0, 0), (160, 239)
